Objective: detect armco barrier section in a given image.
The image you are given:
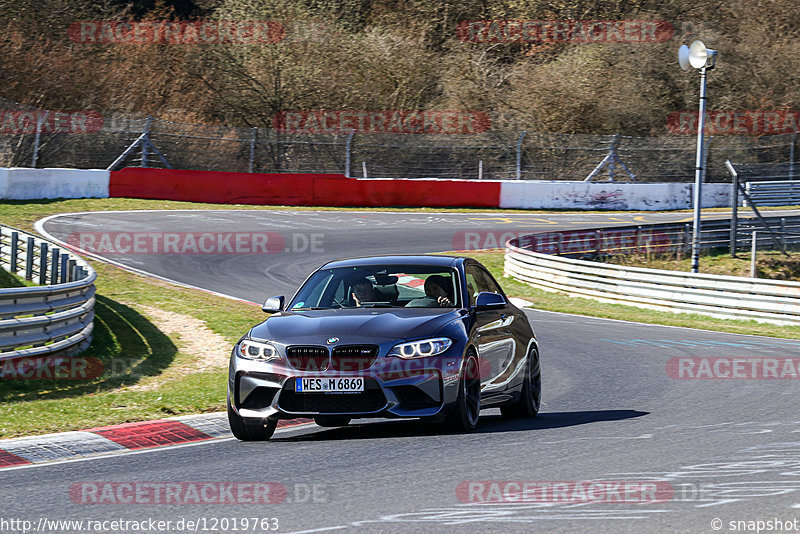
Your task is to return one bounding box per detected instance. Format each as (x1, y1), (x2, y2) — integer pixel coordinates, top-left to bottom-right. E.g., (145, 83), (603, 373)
(0, 168), (109, 200)
(0, 225), (96, 360)
(520, 217), (800, 257)
(745, 180), (800, 207)
(505, 218), (800, 325)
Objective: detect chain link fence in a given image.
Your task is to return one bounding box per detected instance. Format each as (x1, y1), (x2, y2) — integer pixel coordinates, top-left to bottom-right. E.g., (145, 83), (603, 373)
(2, 101), (798, 182)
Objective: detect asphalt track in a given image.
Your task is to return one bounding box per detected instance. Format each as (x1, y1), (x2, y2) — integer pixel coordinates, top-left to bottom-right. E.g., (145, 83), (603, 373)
(4, 209), (800, 533)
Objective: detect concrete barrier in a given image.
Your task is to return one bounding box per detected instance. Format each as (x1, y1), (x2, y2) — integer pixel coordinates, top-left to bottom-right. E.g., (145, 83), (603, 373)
(0, 166), (735, 210)
(498, 181), (730, 210)
(0, 168), (109, 200)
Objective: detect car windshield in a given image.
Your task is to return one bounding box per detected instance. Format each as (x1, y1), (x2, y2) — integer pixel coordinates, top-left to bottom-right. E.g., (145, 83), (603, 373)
(288, 265), (461, 310)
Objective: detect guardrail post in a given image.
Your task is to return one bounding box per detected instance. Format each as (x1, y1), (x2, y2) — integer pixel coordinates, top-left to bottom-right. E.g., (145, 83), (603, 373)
(683, 224), (692, 254)
(50, 248), (60, 285)
(10, 231), (18, 273)
(39, 242), (48, 285)
(25, 237), (34, 280)
(781, 218), (787, 249)
(68, 259), (76, 282)
(556, 233), (563, 255)
(59, 254), (68, 283)
(750, 230), (758, 278)
(595, 230), (603, 256)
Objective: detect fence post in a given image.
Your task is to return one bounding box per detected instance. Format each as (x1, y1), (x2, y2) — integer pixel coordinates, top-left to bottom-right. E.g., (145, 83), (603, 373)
(478, 160), (483, 180)
(750, 230), (758, 278)
(68, 259), (76, 282)
(25, 237), (34, 280)
(516, 130), (526, 180)
(344, 129), (355, 178)
(141, 116), (152, 168)
(39, 242), (48, 285)
(31, 110), (50, 168)
(362, 161), (368, 178)
(248, 127), (257, 173)
(790, 131), (797, 180)
(726, 160), (739, 257)
(595, 230), (603, 256)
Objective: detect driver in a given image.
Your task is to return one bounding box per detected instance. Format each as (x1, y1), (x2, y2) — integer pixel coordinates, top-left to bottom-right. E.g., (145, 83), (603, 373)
(351, 278), (378, 307)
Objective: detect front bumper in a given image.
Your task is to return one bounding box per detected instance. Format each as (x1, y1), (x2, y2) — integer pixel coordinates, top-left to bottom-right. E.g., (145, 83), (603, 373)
(228, 342), (465, 421)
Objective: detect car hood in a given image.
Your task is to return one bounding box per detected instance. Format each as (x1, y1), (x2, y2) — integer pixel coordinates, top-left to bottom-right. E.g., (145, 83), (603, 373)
(249, 308), (461, 345)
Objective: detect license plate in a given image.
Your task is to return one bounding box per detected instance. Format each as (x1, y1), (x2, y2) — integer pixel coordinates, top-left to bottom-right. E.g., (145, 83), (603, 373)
(296, 377), (364, 393)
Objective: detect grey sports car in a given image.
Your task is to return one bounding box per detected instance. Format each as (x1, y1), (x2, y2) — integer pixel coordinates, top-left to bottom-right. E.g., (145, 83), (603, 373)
(227, 255), (540, 440)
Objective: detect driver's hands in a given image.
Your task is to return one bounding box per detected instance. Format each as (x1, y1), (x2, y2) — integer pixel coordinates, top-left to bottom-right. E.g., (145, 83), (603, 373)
(437, 296), (452, 307)
(351, 292), (362, 307)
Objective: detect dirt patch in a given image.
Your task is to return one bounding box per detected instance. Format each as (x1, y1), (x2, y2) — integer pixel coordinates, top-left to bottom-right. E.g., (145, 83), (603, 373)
(123, 304), (231, 391)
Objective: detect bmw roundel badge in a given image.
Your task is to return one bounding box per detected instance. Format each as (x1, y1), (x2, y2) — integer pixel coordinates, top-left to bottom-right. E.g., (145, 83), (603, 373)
(326, 337), (339, 344)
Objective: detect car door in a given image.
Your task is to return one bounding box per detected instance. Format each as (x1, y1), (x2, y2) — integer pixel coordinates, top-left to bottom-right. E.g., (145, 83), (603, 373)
(465, 264), (516, 397)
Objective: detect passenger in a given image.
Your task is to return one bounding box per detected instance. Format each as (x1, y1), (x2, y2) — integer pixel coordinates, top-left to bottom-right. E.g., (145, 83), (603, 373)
(406, 275), (453, 307)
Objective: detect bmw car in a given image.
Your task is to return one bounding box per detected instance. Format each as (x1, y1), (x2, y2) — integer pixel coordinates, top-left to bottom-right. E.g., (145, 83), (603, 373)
(227, 255), (540, 440)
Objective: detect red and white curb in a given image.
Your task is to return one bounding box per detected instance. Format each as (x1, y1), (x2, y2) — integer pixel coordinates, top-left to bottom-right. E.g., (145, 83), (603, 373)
(0, 413), (311, 468)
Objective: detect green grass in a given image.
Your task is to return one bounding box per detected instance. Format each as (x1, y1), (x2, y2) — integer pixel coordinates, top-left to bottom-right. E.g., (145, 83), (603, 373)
(606, 248), (800, 280)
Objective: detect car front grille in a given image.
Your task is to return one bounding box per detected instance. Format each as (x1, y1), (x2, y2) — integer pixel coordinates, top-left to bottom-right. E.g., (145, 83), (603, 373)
(330, 345), (379, 372)
(287, 346), (329, 371)
(278, 379), (386, 414)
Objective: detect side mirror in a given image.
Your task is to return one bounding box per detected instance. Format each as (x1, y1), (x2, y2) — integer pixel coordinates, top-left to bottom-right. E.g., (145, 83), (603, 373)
(475, 291), (505, 309)
(262, 296), (285, 313)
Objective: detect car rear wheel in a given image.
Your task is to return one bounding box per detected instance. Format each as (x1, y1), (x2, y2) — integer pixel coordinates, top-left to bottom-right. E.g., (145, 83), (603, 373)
(446, 353), (481, 431)
(314, 416), (351, 427)
(227, 397), (278, 441)
(501, 346), (541, 418)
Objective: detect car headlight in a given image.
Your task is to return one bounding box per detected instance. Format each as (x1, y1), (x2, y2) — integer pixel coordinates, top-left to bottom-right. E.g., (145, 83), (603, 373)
(388, 337), (453, 359)
(237, 340), (279, 361)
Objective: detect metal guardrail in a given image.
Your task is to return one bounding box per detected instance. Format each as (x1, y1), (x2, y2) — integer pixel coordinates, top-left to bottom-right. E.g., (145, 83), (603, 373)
(505, 217), (800, 325)
(520, 216), (800, 257)
(745, 181), (800, 207)
(0, 225), (95, 360)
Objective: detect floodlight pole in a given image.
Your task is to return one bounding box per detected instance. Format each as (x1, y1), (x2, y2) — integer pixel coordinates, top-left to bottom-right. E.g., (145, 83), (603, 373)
(690, 65), (709, 273)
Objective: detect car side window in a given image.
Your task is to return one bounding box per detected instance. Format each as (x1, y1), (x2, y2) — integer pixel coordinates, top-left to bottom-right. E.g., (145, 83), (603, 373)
(465, 265), (490, 306)
(477, 266), (503, 295)
(466, 264), (506, 306)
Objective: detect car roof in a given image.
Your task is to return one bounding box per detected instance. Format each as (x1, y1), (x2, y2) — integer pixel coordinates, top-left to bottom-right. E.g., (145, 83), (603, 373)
(320, 255), (465, 269)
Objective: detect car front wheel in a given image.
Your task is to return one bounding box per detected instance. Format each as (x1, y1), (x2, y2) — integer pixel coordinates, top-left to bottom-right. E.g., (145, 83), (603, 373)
(227, 397), (278, 441)
(446, 353), (481, 431)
